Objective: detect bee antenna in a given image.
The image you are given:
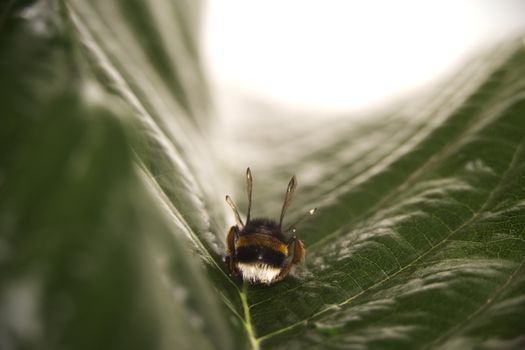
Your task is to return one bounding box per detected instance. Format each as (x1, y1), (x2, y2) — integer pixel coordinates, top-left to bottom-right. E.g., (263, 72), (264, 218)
(284, 208), (317, 233)
(279, 175), (297, 229)
(226, 195), (244, 227)
(246, 168), (253, 224)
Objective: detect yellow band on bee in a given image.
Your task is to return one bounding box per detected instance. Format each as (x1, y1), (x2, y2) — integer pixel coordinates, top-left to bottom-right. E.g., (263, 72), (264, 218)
(236, 234), (288, 256)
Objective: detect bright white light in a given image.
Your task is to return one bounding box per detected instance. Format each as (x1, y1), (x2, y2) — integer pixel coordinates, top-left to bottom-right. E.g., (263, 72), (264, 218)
(203, 0), (525, 114)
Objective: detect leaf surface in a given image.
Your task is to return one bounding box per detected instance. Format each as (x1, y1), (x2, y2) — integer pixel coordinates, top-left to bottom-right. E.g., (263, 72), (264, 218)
(1, 1), (524, 350)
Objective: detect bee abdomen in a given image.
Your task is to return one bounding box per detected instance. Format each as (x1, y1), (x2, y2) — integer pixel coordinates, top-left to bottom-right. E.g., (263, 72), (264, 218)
(235, 233), (288, 266)
(236, 245), (286, 267)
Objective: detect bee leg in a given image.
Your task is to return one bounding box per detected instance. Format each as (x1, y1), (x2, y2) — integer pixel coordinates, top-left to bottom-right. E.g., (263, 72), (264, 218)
(277, 236), (305, 281)
(226, 226), (241, 276)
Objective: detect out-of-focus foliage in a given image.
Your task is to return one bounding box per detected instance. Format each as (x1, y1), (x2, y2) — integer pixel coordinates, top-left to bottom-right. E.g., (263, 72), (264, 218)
(1, 1), (524, 350)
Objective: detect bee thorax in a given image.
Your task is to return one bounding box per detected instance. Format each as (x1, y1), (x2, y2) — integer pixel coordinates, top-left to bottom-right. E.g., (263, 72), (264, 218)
(237, 262), (281, 284)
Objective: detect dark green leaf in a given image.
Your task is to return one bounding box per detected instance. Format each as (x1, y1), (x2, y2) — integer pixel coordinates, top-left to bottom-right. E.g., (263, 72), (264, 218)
(1, 1), (524, 350)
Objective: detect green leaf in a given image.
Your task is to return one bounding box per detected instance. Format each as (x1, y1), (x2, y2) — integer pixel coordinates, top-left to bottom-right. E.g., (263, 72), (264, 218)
(0, 2), (244, 349)
(247, 45), (525, 349)
(1, 1), (525, 350)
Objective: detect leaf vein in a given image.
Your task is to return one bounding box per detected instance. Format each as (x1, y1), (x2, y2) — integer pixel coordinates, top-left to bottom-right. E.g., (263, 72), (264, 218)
(258, 134), (525, 343)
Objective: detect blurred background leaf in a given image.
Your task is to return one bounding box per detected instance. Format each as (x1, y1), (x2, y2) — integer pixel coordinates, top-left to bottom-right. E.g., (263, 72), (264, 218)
(0, 1), (244, 349)
(1, 1), (524, 350)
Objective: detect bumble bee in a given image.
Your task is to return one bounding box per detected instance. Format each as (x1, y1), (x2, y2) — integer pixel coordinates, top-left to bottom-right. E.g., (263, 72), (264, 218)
(225, 168), (316, 285)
